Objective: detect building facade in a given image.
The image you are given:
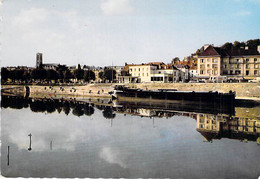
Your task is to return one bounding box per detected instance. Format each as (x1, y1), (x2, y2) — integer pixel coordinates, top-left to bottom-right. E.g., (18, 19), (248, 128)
(197, 45), (260, 81)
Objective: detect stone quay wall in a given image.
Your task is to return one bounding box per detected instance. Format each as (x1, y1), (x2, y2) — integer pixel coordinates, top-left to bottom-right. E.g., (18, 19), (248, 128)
(2, 83), (260, 101)
(127, 83), (260, 101)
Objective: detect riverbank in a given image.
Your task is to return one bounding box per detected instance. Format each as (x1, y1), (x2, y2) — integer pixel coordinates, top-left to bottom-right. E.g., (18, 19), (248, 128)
(1, 83), (260, 102)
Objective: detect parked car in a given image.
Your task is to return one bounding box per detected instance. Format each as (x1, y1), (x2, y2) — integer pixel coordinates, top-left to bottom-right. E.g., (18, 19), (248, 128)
(209, 76), (227, 83)
(249, 77), (260, 83)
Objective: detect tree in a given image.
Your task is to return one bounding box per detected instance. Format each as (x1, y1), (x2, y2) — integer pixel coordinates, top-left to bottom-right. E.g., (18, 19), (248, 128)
(104, 69), (116, 82)
(46, 70), (58, 81)
(1, 67), (9, 82)
(171, 57), (180, 65)
(83, 70), (95, 82)
(221, 42), (233, 51)
(246, 39), (260, 49)
(98, 71), (104, 81)
(64, 70), (73, 82)
(31, 69), (47, 81)
(73, 69), (84, 81)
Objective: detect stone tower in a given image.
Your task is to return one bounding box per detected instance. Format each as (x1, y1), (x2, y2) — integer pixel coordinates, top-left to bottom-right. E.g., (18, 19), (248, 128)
(36, 53), (43, 68)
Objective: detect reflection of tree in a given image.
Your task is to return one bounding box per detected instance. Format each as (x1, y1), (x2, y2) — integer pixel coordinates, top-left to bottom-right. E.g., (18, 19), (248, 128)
(102, 107), (116, 119)
(30, 101), (47, 112)
(72, 105), (84, 117)
(46, 102), (56, 113)
(57, 107), (62, 113)
(62, 102), (70, 115)
(95, 105), (105, 111)
(84, 105), (94, 116)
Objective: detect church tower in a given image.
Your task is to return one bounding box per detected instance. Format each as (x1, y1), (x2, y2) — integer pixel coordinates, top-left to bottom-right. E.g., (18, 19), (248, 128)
(36, 53), (43, 68)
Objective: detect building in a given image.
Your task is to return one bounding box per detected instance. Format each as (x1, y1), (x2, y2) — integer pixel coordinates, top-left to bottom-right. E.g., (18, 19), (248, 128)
(197, 45), (260, 81)
(196, 113), (260, 143)
(126, 62), (182, 83)
(36, 53), (60, 70)
(36, 53), (43, 68)
(128, 63), (157, 83)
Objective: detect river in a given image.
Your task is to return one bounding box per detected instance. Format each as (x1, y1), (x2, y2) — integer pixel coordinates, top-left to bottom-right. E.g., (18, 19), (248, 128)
(1, 95), (260, 178)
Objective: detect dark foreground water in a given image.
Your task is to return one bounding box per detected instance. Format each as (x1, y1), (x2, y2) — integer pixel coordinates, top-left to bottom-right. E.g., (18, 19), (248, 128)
(1, 95), (260, 178)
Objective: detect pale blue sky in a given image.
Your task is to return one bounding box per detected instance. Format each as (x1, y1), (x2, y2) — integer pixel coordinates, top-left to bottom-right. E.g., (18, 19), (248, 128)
(1, 0), (260, 67)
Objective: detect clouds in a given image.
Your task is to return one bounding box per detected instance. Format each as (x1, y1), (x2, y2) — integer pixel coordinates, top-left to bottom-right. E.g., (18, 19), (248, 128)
(101, 0), (134, 15)
(100, 146), (127, 168)
(12, 8), (48, 29)
(234, 10), (252, 16)
(1, 0), (260, 67)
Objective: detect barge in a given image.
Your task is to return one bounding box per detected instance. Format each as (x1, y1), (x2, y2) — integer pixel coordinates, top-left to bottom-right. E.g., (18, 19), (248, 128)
(111, 85), (236, 106)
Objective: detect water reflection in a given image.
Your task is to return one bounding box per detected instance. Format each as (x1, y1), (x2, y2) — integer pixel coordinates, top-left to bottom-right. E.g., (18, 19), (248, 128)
(2, 95), (260, 144)
(1, 94), (260, 178)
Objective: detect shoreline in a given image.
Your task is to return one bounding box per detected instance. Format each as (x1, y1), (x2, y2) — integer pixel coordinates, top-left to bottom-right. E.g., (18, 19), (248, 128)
(1, 83), (260, 102)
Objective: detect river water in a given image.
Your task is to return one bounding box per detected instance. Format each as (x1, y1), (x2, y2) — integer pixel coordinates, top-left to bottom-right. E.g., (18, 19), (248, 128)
(1, 95), (260, 178)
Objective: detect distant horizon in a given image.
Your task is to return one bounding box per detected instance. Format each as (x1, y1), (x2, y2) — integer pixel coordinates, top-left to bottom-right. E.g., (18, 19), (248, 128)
(1, 0), (260, 67)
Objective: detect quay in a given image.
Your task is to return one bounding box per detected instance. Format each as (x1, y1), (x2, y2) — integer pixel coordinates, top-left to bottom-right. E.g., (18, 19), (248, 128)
(1, 82), (260, 103)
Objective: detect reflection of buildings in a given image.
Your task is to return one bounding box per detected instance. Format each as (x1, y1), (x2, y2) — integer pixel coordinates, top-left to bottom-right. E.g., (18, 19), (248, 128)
(196, 113), (260, 144)
(2, 94), (260, 144)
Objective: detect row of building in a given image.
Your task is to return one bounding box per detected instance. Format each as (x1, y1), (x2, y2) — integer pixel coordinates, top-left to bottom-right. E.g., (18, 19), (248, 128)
(5, 44), (260, 83)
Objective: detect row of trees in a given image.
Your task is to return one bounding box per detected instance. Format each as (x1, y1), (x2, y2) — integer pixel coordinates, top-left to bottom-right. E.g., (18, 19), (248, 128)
(1, 96), (116, 118)
(1, 65), (117, 84)
(221, 39), (260, 51)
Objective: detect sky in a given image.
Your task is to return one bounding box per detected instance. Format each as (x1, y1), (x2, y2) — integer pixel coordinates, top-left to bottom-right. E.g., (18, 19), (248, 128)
(1, 0), (260, 67)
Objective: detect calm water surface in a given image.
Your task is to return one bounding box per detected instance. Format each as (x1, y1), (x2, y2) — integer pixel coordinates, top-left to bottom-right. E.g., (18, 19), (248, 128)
(1, 96), (260, 178)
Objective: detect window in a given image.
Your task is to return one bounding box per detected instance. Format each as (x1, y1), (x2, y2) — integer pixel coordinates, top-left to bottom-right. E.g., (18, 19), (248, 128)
(237, 65), (240, 69)
(246, 64), (250, 69)
(138, 73), (140, 76)
(236, 59), (239, 62)
(223, 65), (227, 69)
(200, 59), (204, 63)
(254, 58), (257, 62)
(130, 69), (132, 71)
(254, 70), (258, 75)
(200, 70), (204, 74)
(213, 59), (218, 63)
(212, 64), (218, 69)
(142, 73), (144, 76)
(230, 70), (233, 75)
(223, 70), (228, 75)
(139, 68), (140, 71)
(207, 59), (211, 62)
(207, 64), (210, 68)
(254, 65), (259, 68)
(246, 58), (249, 62)
(246, 70), (249, 75)
(235, 70), (240, 75)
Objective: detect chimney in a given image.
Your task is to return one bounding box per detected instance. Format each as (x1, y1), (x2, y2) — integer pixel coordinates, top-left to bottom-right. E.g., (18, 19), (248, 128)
(245, 46), (248, 50)
(258, 45), (260, 53)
